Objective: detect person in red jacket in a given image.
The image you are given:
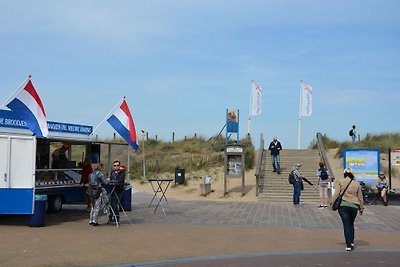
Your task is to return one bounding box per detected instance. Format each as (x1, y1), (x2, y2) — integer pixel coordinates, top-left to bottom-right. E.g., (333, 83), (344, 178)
(80, 158), (93, 211)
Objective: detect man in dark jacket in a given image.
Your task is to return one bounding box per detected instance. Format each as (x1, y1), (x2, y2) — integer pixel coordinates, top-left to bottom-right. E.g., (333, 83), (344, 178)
(109, 160), (126, 223)
(268, 136), (282, 174)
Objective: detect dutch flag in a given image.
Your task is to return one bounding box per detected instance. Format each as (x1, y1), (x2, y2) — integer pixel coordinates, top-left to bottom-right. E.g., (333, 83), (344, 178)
(107, 98), (138, 150)
(6, 78), (48, 137)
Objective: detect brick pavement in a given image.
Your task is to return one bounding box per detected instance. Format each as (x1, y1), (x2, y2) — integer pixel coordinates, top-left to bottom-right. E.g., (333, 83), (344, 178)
(133, 192), (400, 232)
(1, 192), (400, 267)
(127, 250), (400, 267)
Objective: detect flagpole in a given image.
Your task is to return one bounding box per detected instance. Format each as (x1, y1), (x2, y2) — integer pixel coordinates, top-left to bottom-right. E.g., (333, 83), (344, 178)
(0, 75), (31, 110)
(297, 81), (303, 149)
(247, 81), (253, 136)
(91, 96), (125, 136)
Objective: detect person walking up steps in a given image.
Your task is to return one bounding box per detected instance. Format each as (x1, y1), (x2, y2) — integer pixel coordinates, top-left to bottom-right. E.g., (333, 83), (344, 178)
(268, 136), (282, 174)
(316, 162), (332, 209)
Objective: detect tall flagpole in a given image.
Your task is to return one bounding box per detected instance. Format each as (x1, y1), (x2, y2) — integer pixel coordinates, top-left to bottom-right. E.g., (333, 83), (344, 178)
(0, 75), (31, 110)
(297, 81), (303, 149)
(247, 81), (253, 136)
(91, 96), (125, 136)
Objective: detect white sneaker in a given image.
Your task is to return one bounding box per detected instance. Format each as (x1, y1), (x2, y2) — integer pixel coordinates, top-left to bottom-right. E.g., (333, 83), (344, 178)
(346, 247), (352, 251)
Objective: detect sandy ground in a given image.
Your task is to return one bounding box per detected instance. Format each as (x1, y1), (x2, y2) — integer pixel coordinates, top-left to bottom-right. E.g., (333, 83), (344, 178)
(132, 167), (257, 202)
(132, 149), (400, 201)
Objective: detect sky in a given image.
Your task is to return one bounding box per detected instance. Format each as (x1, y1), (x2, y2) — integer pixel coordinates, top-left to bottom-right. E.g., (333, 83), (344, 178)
(0, 0), (399, 149)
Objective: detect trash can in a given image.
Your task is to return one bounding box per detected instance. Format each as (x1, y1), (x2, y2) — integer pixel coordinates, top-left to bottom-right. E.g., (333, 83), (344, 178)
(120, 185), (132, 211)
(175, 167), (185, 184)
(200, 176), (212, 196)
(200, 183), (211, 195)
(29, 195), (47, 227)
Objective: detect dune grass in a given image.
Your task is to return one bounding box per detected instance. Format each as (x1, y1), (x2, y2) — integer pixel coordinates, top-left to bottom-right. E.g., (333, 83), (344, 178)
(104, 135), (255, 180)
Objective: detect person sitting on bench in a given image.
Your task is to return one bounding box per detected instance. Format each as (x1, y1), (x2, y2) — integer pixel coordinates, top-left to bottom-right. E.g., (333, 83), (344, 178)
(376, 172), (388, 206)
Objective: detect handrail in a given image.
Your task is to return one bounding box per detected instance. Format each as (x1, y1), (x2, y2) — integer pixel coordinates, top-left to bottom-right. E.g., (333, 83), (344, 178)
(316, 133), (335, 180)
(255, 133), (265, 196)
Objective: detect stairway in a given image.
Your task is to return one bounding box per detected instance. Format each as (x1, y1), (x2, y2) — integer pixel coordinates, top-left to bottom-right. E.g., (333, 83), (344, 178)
(258, 149), (321, 202)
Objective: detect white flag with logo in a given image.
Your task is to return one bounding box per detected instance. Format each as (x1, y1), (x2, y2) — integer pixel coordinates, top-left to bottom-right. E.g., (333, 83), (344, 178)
(251, 82), (262, 116)
(301, 83), (312, 117)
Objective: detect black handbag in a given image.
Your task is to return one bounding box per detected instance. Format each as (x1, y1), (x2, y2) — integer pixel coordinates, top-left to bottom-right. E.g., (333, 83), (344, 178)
(332, 179), (353, 211)
(87, 186), (101, 199)
(332, 195), (343, 211)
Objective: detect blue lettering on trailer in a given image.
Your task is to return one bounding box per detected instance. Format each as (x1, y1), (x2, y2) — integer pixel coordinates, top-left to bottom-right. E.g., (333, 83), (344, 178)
(0, 110), (93, 135)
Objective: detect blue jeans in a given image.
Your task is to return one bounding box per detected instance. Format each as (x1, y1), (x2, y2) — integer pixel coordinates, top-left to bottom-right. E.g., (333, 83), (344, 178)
(338, 206), (358, 247)
(271, 155), (281, 172)
(293, 181), (301, 204)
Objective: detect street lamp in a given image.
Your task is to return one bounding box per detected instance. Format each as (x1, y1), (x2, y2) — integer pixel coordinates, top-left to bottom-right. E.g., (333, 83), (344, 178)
(141, 129), (146, 179)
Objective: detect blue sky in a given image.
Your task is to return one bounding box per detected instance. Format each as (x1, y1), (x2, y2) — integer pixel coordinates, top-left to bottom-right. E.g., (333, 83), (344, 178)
(0, 1), (399, 149)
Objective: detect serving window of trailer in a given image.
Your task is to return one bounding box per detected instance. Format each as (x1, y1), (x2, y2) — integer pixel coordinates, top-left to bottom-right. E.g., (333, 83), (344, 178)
(35, 139), (92, 187)
(35, 138), (129, 187)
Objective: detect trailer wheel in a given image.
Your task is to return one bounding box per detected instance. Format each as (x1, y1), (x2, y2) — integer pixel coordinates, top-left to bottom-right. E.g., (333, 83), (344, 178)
(48, 196), (63, 212)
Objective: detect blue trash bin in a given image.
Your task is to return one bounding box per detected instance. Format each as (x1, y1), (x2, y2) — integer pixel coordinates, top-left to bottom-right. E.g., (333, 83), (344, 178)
(120, 185), (132, 211)
(29, 195), (47, 227)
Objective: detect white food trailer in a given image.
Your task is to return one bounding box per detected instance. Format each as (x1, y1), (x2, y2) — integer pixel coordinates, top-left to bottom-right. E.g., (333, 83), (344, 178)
(0, 109), (129, 214)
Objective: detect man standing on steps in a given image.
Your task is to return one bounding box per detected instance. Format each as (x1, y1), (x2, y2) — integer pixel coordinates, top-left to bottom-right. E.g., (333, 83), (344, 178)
(268, 136), (282, 174)
(292, 163), (303, 205)
(292, 163), (314, 205)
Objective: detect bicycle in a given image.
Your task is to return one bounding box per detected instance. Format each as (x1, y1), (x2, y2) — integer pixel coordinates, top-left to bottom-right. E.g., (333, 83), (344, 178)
(96, 190), (118, 226)
(96, 186), (133, 227)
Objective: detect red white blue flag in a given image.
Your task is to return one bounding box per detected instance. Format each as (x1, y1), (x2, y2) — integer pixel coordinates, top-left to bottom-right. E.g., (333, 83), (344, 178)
(107, 98), (138, 150)
(6, 78), (48, 137)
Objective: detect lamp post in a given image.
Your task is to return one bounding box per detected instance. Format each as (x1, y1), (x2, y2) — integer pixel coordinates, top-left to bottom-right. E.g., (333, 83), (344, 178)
(141, 129), (146, 179)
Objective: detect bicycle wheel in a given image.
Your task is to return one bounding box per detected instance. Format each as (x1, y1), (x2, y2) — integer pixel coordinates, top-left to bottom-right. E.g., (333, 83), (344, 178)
(97, 193), (110, 225)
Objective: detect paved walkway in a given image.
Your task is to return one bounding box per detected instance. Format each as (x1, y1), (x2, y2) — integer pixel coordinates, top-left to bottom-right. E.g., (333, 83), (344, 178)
(133, 192), (400, 231)
(1, 192), (400, 267)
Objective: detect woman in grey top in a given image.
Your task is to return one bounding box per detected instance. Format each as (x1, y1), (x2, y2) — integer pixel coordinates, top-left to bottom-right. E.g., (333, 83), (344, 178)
(88, 163), (109, 226)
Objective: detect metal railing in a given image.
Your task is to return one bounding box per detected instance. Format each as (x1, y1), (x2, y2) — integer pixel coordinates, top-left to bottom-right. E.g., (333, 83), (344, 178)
(255, 133), (265, 196)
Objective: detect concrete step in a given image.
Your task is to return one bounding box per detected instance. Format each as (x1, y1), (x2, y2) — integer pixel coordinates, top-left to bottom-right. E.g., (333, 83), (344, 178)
(258, 149), (321, 202)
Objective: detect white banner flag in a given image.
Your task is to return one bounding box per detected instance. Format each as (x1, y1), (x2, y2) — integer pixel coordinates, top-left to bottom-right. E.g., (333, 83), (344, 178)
(301, 83), (312, 117)
(251, 82), (262, 116)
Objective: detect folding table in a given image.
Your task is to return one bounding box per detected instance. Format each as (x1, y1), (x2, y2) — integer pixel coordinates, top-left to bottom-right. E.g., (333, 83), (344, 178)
(147, 178), (174, 215)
